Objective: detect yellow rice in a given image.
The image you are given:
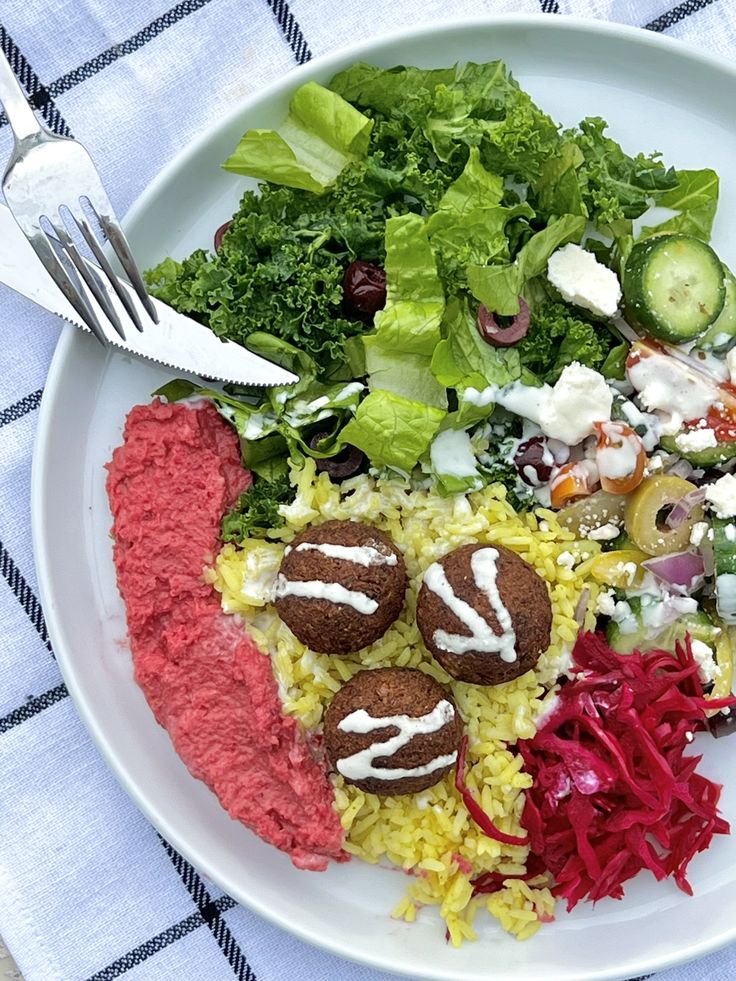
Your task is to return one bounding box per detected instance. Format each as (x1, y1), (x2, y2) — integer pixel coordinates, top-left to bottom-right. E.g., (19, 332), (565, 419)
(209, 460), (602, 944)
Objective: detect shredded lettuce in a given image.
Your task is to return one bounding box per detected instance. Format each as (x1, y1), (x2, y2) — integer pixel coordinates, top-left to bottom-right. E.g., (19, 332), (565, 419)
(340, 391), (445, 471)
(147, 60), (716, 502)
(363, 213), (447, 408)
(222, 82), (373, 193)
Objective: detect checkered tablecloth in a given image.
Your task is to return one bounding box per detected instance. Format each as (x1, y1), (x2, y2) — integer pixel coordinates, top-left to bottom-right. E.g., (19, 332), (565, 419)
(2, 1), (736, 979)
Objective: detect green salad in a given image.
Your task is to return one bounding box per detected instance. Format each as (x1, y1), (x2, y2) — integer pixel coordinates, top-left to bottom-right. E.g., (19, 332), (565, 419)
(146, 60), (720, 538)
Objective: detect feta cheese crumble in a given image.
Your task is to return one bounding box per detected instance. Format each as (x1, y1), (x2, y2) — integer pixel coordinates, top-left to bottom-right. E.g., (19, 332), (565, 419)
(542, 363), (613, 445)
(587, 522), (621, 541)
(690, 639), (721, 686)
(690, 521), (709, 547)
(675, 428), (718, 453)
(705, 473), (736, 519)
(547, 243), (622, 318)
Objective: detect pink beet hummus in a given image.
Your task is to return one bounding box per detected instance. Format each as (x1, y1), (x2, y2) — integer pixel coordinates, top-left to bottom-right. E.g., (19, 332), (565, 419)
(106, 399), (347, 870)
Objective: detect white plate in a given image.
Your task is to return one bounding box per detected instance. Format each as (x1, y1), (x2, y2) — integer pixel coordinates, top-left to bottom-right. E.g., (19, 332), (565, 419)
(31, 16), (736, 981)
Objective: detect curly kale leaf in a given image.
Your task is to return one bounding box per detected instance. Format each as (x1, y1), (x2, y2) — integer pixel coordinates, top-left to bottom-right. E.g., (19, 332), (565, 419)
(517, 301), (614, 383)
(221, 473), (293, 543)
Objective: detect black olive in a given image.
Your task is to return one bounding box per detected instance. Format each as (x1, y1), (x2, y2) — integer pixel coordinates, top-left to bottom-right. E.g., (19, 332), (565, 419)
(514, 436), (554, 486)
(214, 220), (232, 253)
(708, 710), (736, 738)
(477, 300), (531, 347)
(343, 260), (387, 316)
(309, 432), (365, 481)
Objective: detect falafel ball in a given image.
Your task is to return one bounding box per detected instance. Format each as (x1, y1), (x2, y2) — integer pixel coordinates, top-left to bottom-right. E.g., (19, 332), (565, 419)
(274, 519), (406, 655)
(416, 543), (552, 686)
(323, 667), (463, 796)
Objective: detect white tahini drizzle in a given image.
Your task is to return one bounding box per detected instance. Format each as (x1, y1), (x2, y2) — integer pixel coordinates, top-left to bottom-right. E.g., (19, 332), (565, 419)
(336, 699), (457, 782)
(274, 574), (378, 614)
(425, 547), (517, 663)
(292, 541), (398, 566)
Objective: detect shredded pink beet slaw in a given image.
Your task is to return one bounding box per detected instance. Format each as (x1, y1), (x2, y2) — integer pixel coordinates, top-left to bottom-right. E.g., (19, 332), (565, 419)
(519, 632), (736, 911)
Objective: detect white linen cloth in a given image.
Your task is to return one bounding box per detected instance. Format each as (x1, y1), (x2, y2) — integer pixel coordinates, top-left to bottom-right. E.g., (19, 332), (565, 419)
(0, 1), (735, 979)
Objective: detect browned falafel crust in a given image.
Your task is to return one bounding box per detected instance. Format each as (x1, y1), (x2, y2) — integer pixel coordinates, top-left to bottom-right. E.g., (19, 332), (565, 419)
(416, 543), (552, 686)
(274, 520), (407, 655)
(323, 667), (463, 796)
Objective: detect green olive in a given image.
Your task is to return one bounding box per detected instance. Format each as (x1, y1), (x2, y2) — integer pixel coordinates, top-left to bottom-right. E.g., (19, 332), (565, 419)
(557, 490), (627, 537)
(624, 475), (705, 556)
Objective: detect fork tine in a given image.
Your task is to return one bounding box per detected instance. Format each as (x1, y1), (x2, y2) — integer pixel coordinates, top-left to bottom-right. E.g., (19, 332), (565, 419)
(31, 229), (109, 345)
(53, 217), (127, 341)
(74, 214), (145, 333)
(93, 208), (159, 325)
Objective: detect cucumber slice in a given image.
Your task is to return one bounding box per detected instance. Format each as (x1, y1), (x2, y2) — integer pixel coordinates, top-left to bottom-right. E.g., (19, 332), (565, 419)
(606, 596), (718, 654)
(713, 516), (736, 624)
(661, 433), (736, 467)
(623, 234), (725, 343)
(696, 266), (736, 352)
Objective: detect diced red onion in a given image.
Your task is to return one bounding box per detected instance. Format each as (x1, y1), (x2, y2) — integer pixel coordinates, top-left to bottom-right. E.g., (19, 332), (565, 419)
(666, 458), (696, 481)
(641, 551), (705, 596)
(665, 487), (706, 529)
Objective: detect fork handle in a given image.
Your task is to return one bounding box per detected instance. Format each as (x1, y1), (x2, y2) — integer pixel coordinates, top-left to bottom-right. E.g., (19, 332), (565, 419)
(0, 49), (43, 142)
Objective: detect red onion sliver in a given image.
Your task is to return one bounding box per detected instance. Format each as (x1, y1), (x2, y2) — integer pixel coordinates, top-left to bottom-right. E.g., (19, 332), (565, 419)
(641, 551), (705, 596)
(666, 487), (706, 529)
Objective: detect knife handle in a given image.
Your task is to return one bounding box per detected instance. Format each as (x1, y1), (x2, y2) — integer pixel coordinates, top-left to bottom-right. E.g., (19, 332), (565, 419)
(0, 49), (43, 143)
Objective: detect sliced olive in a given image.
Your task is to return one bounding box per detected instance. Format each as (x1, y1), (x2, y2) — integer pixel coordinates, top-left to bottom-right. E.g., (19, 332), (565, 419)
(309, 432), (365, 481)
(477, 300), (530, 347)
(624, 475), (705, 556)
(556, 490), (627, 537)
(590, 549), (648, 588)
(214, 220), (232, 252)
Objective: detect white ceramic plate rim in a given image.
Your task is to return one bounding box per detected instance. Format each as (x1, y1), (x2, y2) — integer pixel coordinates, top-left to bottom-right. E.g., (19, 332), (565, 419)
(31, 15), (736, 979)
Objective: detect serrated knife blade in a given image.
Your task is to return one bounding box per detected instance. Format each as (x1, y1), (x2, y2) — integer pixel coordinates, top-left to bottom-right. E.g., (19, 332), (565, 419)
(0, 204), (298, 387)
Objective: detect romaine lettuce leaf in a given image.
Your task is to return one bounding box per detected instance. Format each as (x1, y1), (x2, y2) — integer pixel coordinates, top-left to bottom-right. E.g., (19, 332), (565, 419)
(429, 428), (483, 496)
(640, 168), (719, 241)
(339, 391), (446, 471)
(431, 296), (521, 389)
(223, 81), (373, 194)
(466, 214), (586, 314)
(362, 212), (447, 407)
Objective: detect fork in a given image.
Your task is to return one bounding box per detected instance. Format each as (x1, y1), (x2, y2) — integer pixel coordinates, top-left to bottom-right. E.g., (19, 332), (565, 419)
(0, 51), (158, 344)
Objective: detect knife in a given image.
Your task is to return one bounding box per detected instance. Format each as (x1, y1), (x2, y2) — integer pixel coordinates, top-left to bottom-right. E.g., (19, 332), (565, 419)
(0, 204), (298, 387)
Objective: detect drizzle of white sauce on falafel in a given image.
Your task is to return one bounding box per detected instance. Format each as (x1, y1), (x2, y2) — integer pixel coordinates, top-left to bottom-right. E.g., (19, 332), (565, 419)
(291, 541), (398, 566)
(336, 700), (457, 782)
(424, 547), (517, 663)
(274, 575), (378, 614)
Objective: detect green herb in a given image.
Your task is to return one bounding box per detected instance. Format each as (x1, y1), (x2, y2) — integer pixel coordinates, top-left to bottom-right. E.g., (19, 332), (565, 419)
(516, 301), (614, 383)
(221, 473), (293, 542)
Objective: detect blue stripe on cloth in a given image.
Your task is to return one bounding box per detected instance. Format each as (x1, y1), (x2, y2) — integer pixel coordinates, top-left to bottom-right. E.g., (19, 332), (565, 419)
(645, 0), (718, 31)
(265, 0), (312, 63)
(0, 389), (43, 429)
(85, 896), (238, 981)
(0, 24), (72, 134)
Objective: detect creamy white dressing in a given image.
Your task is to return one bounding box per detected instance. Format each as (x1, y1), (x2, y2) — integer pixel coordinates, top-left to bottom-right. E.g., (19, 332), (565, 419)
(616, 399), (661, 452)
(336, 700), (457, 782)
(274, 574), (378, 614)
(430, 429), (480, 479)
(717, 573), (736, 624)
(596, 422), (641, 481)
(292, 541), (398, 566)
(426, 547), (517, 663)
(462, 385), (497, 408)
(333, 382), (364, 402)
(626, 350), (719, 435)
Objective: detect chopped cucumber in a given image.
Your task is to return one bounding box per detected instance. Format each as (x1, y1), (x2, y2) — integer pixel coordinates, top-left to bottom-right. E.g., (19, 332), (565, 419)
(606, 596), (718, 655)
(661, 433), (736, 467)
(713, 516), (736, 624)
(623, 234), (725, 343)
(696, 265), (736, 352)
